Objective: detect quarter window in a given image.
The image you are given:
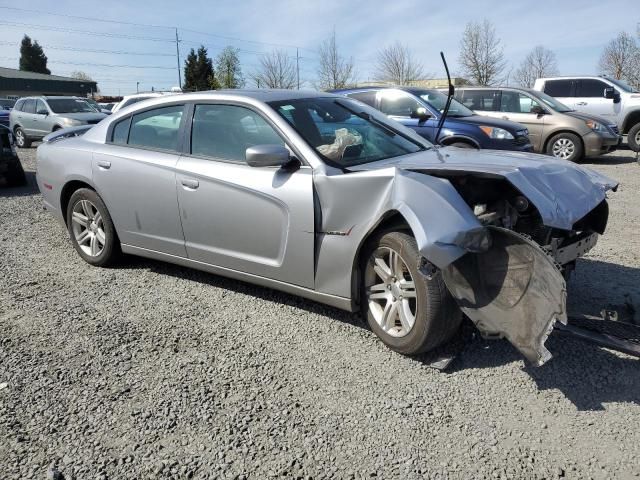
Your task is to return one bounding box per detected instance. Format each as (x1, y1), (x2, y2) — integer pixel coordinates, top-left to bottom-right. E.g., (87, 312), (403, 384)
(544, 80), (573, 97)
(378, 91), (423, 117)
(190, 104), (284, 162)
(128, 105), (184, 152)
(13, 99), (25, 111)
(577, 79), (608, 98)
(111, 117), (131, 144)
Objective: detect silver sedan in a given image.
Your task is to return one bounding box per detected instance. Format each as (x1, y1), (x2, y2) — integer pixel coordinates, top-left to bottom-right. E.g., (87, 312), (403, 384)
(36, 90), (618, 366)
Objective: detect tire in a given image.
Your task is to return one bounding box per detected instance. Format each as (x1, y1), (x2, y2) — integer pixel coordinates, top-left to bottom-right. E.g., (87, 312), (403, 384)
(66, 188), (120, 267)
(546, 132), (583, 162)
(360, 231), (462, 355)
(13, 127), (32, 148)
(628, 123), (640, 152)
(449, 142), (475, 149)
(5, 160), (27, 187)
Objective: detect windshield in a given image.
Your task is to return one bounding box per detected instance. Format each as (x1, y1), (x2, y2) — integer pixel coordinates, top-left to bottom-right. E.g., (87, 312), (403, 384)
(417, 90), (474, 117)
(532, 90), (573, 112)
(268, 97), (430, 167)
(607, 77), (638, 93)
(47, 99), (95, 114)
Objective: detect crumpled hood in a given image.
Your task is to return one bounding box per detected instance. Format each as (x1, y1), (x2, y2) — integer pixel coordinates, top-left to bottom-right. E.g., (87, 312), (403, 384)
(349, 147), (619, 231)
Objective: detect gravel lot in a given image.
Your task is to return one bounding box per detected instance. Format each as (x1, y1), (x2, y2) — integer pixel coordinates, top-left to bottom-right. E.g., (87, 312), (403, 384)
(1, 146), (639, 479)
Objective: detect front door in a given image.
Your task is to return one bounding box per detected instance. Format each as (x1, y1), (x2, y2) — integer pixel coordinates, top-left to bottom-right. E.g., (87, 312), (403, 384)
(176, 103), (315, 288)
(497, 91), (545, 151)
(92, 104), (187, 257)
(573, 79), (618, 121)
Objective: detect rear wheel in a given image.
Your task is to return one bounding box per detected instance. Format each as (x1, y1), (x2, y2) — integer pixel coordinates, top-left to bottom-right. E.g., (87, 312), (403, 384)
(547, 132), (583, 162)
(628, 123), (640, 152)
(66, 188), (120, 267)
(14, 127), (31, 148)
(361, 231), (461, 355)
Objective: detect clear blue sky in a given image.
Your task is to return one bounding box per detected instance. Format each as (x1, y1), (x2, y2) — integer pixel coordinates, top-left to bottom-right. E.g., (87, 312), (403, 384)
(0, 0), (637, 95)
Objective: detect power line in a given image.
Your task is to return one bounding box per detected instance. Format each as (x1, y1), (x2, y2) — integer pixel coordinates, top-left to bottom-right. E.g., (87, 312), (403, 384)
(0, 41), (175, 57)
(0, 21), (175, 42)
(0, 56), (176, 70)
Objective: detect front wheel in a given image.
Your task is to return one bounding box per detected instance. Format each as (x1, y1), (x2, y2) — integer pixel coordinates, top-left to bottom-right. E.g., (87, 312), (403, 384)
(628, 123), (640, 152)
(547, 132), (583, 162)
(361, 231), (462, 355)
(14, 127), (32, 148)
(66, 188), (120, 267)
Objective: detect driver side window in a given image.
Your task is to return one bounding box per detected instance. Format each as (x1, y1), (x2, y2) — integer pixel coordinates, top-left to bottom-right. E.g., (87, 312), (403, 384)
(378, 91), (423, 117)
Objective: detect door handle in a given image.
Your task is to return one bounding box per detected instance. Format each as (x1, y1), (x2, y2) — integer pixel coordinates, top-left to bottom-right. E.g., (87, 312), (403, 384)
(576, 102), (587, 106)
(97, 160), (111, 169)
(180, 178), (199, 189)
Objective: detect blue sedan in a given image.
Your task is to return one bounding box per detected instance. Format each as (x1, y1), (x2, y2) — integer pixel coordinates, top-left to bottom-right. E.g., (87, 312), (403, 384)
(332, 87), (533, 152)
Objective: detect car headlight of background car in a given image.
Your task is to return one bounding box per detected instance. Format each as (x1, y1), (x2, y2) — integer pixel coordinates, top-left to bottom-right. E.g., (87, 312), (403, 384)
(479, 126), (515, 140)
(584, 120), (608, 133)
(61, 118), (83, 126)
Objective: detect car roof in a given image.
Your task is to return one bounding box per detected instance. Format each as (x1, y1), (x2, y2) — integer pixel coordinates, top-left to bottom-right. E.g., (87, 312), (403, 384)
(456, 86), (537, 93)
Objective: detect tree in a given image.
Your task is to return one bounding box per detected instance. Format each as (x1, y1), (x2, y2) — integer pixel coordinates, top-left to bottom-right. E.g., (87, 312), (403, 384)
(214, 46), (244, 89)
(69, 70), (94, 81)
(514, 46), (559, 87)
(598, 31), (640, 88)
(19, 35), (50, 74)
(458, 19), (506, 86)
(251, 50), (297, 89)
(316, 31), (356, 90)
(183, 45), (214, 91)
(374, 42), (424, 85)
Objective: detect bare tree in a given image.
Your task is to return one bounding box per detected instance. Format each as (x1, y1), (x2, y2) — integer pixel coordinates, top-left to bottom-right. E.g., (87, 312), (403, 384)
(514, 46), (559, 87)
(251, 50), (297, 89)
(458, 19), (506, 86)
(374, 42), (424, 85)
(69, 70), (94, 81)
(316, 31), (356, 90)
(598, 31), (640, 88)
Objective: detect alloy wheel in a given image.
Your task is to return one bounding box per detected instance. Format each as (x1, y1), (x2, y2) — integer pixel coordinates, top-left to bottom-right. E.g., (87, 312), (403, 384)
(15, 129), (24, 147)
(365, 247), (417, 338)
(551, 138), (575, 159)
(71, 199), (106, 257)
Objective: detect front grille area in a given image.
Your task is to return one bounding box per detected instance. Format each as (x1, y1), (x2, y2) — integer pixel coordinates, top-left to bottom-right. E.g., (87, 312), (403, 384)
(514, 131), (530, 145)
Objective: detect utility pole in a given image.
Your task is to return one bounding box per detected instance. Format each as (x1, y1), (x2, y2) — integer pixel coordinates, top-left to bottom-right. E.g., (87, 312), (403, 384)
(175, 28), (182, 89)
(136, 81), (139, 93)
(296, 48), (300, 90)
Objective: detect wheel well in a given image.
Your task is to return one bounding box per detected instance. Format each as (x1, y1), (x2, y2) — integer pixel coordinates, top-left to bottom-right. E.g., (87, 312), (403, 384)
(440, 136), (478, 148)
(52, 125), (63, 131)
(622, 111), (640, 134)
(60, 180), (94, 225)
(350, 211), (413, 310)
(543, 130), (584, 153)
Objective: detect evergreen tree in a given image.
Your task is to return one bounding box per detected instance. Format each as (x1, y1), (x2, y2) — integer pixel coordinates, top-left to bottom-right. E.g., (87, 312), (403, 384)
(19, 35), (50, 74)
(215, 46), (244, 89)
(183, 46), (214, 91)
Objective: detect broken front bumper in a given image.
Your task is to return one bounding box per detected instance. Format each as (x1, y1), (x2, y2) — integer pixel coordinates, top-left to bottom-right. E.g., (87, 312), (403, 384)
(442, 227), (568, 366)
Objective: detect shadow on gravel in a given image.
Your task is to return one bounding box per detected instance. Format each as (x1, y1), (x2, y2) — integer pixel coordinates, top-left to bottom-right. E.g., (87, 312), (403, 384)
(124, 254), (639, 411)
(0, 171), (38, 197)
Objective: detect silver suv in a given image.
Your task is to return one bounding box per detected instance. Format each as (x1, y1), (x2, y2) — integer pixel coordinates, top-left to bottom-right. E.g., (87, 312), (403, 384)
(533, 76), (640, 151)
(9, 96), (107, 148)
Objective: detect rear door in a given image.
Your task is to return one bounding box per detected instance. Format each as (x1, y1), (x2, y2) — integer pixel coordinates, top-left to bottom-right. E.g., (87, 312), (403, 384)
(497, 91), (545, 151)
(175, 102), (315, 288)
(92, 103), (187, 257)
(20, 99), (37, 135)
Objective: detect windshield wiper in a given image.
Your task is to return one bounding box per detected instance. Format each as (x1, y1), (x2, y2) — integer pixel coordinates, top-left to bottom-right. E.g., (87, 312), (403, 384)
(334, 100), (429, 150)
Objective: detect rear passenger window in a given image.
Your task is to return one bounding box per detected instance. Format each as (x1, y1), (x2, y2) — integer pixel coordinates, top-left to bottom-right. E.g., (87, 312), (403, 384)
(23, 99), (36, 114)
(499, 91), (542, 113)
(577, 79), (608, 98)
(544, 80), (572, 97)
(111, 117), (131, 144)
(128, 105), (184, 152)
(190, 104), (284, 162)
(346, 91), (377, 107)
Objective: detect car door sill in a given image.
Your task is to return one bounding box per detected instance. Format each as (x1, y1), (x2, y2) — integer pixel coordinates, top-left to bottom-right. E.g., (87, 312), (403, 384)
(121, 244), (354, 312)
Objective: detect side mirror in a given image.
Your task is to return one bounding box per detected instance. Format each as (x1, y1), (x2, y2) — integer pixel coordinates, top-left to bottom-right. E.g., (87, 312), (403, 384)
(530, 105), (546, 115)
(246, 144), (291, 168)
(604, 87), (615, 99)
(410, 107), (431, 123)
(36, 109), (48, 116)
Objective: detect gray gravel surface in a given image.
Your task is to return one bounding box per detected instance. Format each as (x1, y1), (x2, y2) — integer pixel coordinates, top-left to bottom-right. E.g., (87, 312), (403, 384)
(1, 147), (639, 479)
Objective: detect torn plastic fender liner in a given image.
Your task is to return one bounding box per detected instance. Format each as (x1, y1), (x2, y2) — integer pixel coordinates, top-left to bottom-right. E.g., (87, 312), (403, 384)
(442, 227), (567, 366)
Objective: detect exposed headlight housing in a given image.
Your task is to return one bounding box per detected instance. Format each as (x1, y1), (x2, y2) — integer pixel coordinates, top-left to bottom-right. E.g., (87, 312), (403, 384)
(61, 118), (82, 126)
(479, 126), (515, 140)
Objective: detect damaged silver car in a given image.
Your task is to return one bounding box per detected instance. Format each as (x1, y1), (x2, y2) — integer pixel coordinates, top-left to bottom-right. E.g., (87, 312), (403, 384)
(35, 91), (618, 366)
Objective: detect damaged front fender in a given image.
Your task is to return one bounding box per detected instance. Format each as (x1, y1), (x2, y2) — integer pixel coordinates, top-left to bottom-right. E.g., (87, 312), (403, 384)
(442, 227), (567, 366)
